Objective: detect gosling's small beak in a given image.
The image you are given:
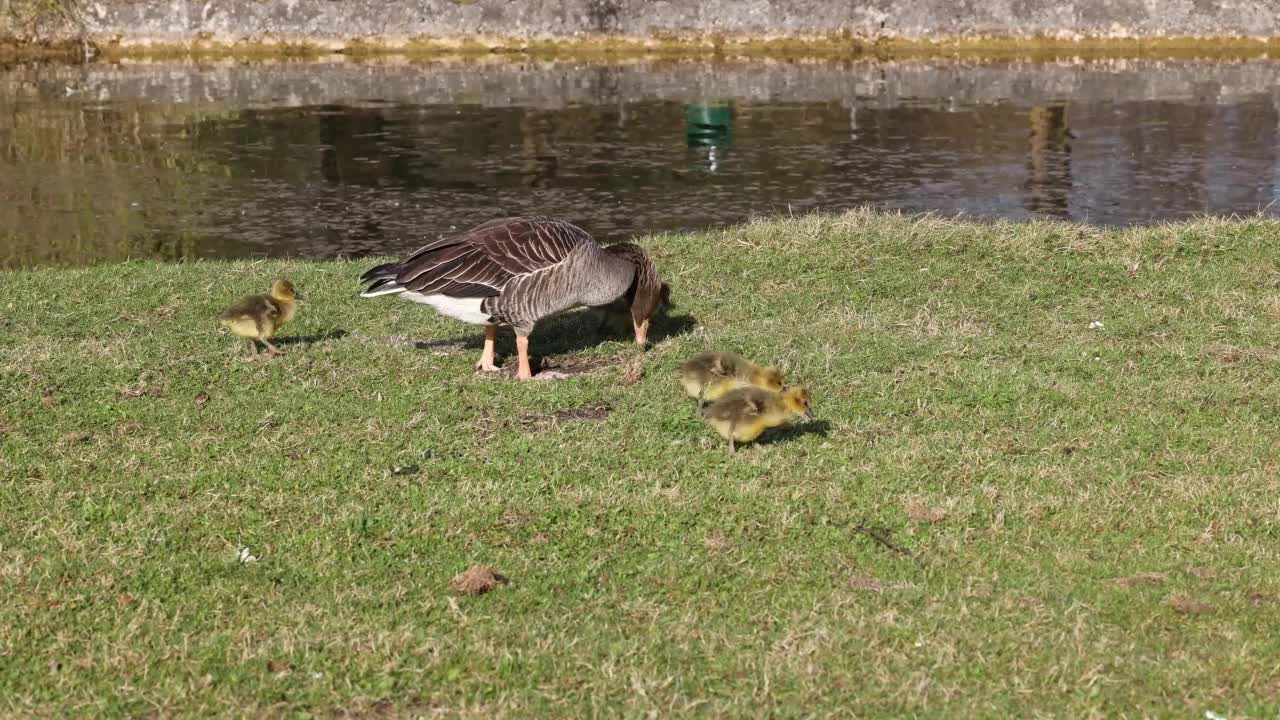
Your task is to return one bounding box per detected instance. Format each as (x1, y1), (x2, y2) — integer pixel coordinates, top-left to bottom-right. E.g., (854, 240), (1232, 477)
(294, 293), (305, 301)
(804, 408), (815, 419)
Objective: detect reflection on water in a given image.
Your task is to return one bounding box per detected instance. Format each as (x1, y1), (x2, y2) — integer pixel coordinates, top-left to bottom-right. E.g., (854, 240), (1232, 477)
(2, 58), (1279, 268)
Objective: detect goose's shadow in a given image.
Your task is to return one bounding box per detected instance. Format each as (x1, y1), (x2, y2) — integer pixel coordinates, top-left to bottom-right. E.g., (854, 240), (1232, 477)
(400, 309), (698, 364)
(276, 329), (349, 347)
(755, 420), (832, 446)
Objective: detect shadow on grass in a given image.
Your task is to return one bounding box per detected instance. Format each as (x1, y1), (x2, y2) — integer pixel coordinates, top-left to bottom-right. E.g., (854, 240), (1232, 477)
(757, 419), (832, 446)
(277, 329), (350, 346)
(534, 309), (698, 355)
(395, 309), (698, 366)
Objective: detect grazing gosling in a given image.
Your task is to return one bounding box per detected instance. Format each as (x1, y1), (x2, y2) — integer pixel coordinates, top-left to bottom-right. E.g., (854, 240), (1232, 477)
(699, 385), (814, 453)
(218, 278), (300, 356)
(676, 351), (784, 400)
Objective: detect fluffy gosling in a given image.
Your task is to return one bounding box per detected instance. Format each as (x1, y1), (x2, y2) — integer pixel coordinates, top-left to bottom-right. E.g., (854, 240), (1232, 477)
(676, 350), (784, 401)
(218, 278), (300, 357)
(698, 385), (813, 453)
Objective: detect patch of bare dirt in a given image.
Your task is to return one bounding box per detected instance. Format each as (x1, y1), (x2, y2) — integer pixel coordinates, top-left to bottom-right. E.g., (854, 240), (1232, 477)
(703, 533), (734, 554)
(520, 402), (612, 429)
(538, 352), (619, 374)
(116, 422), (144, 436)
(903, 500), (947, 523)
(847, 576), (886, 592)
(845, 574), (914, 593)
(330, 698), (450, 720)
(1109, 572), (1168, 587)
(1168, 595), (1215, 615)
(619, 356), (644, 385)
(60, 431), (92, 446)
(1213, 345), (1280, 365)
(1185, 567), (1217, 579)
(120, 384), (164, 399)
(532, 350), (642, 379)
(500, 511), (531, 529)
(451, 565), (508, 596)
(552, 402), (612, 422)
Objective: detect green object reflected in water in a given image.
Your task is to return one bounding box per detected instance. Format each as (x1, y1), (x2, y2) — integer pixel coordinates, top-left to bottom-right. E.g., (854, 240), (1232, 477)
(685, 102), (734, 148)
(685, 102), (734, 174)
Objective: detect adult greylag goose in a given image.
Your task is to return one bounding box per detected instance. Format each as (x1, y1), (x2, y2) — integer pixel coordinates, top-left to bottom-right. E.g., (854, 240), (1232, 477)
(359, 216), (670, 380)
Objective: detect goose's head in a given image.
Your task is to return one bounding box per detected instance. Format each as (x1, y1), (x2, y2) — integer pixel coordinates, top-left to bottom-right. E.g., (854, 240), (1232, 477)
(607, 243), (672, 346)
(631, 280), (672, 346)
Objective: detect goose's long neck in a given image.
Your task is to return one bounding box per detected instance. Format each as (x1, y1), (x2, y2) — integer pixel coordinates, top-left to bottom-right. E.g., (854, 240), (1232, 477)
(599, 243), (641, 285)
(602, 242), (659, 344)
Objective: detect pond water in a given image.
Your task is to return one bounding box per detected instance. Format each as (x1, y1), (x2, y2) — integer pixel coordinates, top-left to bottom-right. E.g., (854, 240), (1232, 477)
(2, 57), (1279, 268)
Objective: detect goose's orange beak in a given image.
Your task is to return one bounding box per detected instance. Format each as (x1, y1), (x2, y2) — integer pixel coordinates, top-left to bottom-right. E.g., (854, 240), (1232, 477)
(633, 318), (650, 346)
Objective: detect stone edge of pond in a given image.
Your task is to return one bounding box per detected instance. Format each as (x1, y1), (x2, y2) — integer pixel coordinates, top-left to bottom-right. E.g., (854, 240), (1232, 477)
(4, 34), (1280, 64)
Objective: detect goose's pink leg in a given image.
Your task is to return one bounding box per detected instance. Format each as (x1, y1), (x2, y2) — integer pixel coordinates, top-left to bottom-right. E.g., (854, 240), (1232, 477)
(475, 325), (499, 373)
(515, 334), (533, 380)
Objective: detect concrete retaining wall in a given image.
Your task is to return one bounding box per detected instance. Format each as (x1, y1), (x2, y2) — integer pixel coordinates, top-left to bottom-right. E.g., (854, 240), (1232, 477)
(4, 0), (1280, 46)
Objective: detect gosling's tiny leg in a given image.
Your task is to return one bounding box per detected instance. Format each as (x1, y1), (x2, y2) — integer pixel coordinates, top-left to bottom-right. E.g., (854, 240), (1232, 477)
(241, 338), (268, 361)
(262, 338), (284, 356)
(515, 334), (533, 381)
(729, 436), (736, 453)
(475, 325), (499, 373)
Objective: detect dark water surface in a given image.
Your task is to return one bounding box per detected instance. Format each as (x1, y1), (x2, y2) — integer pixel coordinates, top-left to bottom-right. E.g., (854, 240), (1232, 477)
(2, 58), (1279, 267)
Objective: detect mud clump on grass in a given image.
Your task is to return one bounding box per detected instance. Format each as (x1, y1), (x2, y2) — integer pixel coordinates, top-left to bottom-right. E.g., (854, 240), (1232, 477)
(847, 575), (886, 592)
(538, 352), (627, 376)
(703, 532), (734, 554)
(451, 565), (509, 596)
(1168, 595), (1215, 615)
(120, 384), (164, 398)
(551, 402), (612, 422)
(619, 356), (644, 385)
(903, 499), (947, 523)
(519, 402), (613, 429)
(1109, 572), (1168, 587)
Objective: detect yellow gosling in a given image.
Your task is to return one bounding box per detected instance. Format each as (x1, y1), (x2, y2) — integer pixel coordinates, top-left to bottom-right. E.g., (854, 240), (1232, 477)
(676, 350), (784, 400)
(698, 385), (813, 453)
(218, 278), (299, 357)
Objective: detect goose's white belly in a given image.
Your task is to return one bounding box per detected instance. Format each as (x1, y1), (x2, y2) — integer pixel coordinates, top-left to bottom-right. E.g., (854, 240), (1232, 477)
(402, 292), (493, 325)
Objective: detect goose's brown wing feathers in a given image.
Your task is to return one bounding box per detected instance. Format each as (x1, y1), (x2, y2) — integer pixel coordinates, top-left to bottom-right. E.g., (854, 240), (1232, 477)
(392, 216), (593, 296)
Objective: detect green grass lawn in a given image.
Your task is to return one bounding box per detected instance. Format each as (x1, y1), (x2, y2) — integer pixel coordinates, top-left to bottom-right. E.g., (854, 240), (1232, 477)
(3, 211), (1280, 717)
